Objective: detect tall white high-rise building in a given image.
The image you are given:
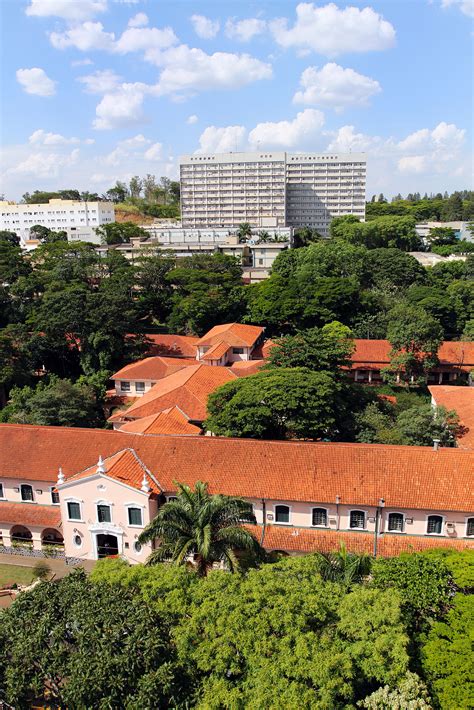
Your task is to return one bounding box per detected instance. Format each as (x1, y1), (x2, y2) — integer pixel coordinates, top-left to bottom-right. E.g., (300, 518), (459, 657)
(179, 152), (366, 236)
(0, 199), (115, 245)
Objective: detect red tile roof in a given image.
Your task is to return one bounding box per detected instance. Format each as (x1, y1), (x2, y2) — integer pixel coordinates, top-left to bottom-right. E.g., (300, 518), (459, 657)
(0, 424), (472, 513)
(429, 386), (474, 450)
(109, 364), (236, 423)
(0, 501), (61, 528)
(119, 407), (202, 436)
(201, 341), (231, 361)
(230, 360), (264, 377)
(112, 356), (196, 381)
(252, 525), (474, 555)
(251, 339), (275, 360)
(144, 334), (199, 358)
(196, 323), (264, 348)
(64, 449), (161, 494)
(351, 339), (474, 372)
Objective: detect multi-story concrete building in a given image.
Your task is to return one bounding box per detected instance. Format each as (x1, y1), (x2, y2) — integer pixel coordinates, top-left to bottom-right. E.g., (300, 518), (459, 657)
(0, 199), (115, 245)
(180, 152), (366, 236)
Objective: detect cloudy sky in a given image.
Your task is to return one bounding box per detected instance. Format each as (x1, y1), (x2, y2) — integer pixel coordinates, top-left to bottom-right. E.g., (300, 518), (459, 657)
(1, 0), (472, 200)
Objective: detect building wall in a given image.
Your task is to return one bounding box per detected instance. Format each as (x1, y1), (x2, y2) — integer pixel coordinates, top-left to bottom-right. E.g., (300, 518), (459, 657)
(179, 151), (367, 236)
(0, 199), (115, 244)
(59, 475), (158, 564)
(0, 477), (57, 506)
(114, 378), (157, 397)
(248, 499), (474, 540)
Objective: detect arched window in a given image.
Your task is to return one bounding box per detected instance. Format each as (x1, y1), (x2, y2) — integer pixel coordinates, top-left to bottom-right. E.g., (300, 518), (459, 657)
(312, 508), (327, 527)
(275, 505), (290, 524)
(388, 513), (404, 532)
(350, 510), (365, 529)
(427, 515), (443, 535)
(467, 518), (474, 537)
(20, 484), (33, 502)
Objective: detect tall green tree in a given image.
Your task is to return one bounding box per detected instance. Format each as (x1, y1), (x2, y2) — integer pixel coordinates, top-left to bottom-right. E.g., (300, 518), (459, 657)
(383, 304), (444, 385)
(206, 367), (344, 440)
(138, 481), (260, 575)
(0, 569), (191, 708)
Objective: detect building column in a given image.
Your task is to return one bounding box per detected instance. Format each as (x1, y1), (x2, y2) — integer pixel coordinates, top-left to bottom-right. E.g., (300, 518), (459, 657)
(31, 531), (43, 551)
(368, 371), (372, 384)
(439, 372), (443, 384)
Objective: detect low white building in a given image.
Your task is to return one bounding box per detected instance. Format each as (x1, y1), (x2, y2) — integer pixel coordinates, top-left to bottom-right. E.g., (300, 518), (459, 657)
(0, 199), (115, 245)
(415, 221), (472, 242)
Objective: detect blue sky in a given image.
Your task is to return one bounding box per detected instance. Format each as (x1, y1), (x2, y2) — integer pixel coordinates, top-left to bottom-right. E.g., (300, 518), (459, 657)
(1, 0), (472, 200)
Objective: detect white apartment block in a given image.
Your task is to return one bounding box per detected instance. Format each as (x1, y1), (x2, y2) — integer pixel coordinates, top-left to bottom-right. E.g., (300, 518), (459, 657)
(180, 152), (366, 236)
(0, 199), (115, 245)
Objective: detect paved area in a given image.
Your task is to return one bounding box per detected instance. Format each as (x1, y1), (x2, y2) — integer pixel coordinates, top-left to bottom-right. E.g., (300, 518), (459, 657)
(0, 552), (95, 576)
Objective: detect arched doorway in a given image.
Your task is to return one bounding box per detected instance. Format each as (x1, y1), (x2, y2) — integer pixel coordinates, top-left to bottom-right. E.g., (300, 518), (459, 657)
(41, 528), (64, 545)
(10, 525), (32, 543)
(96, 533), (119, 558)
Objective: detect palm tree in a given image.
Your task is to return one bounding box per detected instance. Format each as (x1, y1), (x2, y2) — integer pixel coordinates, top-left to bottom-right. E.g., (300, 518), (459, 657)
(138, 481), (261, 576)
(317, 542), (371, 587)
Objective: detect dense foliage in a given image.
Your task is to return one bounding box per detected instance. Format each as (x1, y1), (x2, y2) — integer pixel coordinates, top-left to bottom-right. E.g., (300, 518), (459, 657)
(2, 549), (471, 708)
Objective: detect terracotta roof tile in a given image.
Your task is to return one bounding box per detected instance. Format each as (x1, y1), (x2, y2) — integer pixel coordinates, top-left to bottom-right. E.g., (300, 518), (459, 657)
(0, 501), (61, 528)
(429, 386), (474, 450)
(109, 364), (236, 423)
(64, 448), (161, 494)
(0, 425), (472, 512)
(119, 407), (202, 436)
(252, 524), (474, 555)
(144, 334), (199, 358)
(196, 323), (264, 348)
(351, 339), (474, 372)
(112, 356), (196, 381)
(230, 360), (264, 377)
(201, 341), (231, 361)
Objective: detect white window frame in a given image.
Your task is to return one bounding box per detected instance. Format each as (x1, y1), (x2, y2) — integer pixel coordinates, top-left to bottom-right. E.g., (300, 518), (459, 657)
(426, 514), (444, 536)
(133, 540), (143, 555)
(274, 504), (292, 525)
(20, 483), (34, 503)
(50, 486), (60, 505)
(349, 509), (367, 530)
(135, 381), (145, 392)
(96, 502), (113, 524)
(73, 533), (83, 548)
(120, 381), (131, 392)
(465, 517), (474, 538)
(124, 502), (145, 528)
(65, 498), (83, 522)
(387, 511), (405, 534)
(311, 507), (328, 528)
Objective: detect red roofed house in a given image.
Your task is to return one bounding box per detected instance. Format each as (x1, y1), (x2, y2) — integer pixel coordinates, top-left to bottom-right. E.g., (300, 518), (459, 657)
(350, 339), (474, 385)
(108, 363), (237, 429)
(195, 323), (265, 366)
(0, 424), (473, 564)
(111, 356), (197, 399)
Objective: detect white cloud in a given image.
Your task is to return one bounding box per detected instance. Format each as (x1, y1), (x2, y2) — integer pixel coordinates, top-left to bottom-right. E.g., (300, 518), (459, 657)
(77, 69), (122, 93)
(71, 58), (93, 67)
(196, 125), (247, 153)
(150, 45), (272, 96)
(398, 156), (428, 174)
(29, 129), (80, 145)
(293, 63), (381, 111)
(225, 17), (266, 42)
(16, 67), (56, 96)
(50, 21), (115, 51)
(190, 14), (220, 39)
(93, 83), (148, 129)
(441, 0), (474, 17)
(9, 149), (80, 177)
(128, 12), (148, 27)
(326, 124), (383, 153)
(144, 142), (163, 160)
(115, 26), (178, 53)
(248, 108), (325, 148)
(397, 122), (466, 173)
(187, 114), (198, 124)
(25, 0), (107, 21)
(270, 2), (396, 56)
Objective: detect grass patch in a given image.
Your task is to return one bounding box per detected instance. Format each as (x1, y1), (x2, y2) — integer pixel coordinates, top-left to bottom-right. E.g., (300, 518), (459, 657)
(0, 563), (35, 587)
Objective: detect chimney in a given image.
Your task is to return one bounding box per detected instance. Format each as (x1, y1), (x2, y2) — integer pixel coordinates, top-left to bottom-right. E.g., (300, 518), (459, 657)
(433, 439), (441, 451)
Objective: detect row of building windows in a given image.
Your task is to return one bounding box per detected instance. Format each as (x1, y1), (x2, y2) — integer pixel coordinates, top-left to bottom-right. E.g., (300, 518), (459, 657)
(66, 501), (143, 527)
(0, 482), (59, 504)
(273, 505), (474, 536)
